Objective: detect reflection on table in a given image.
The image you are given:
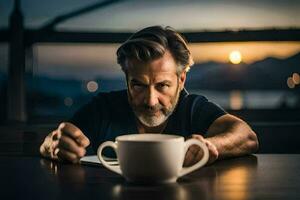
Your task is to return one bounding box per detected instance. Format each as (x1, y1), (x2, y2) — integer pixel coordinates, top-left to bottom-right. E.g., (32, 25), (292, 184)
(1, 155), (300, 200)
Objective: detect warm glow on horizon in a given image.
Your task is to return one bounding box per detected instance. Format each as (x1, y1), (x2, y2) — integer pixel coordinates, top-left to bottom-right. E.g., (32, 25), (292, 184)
(33, 42), (300, 79)
(189, 42), (300, 64)
(229, 51), (242, 64)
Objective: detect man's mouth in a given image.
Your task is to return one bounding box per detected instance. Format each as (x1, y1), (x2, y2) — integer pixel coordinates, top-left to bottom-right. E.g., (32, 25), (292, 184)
(145, 110), (161, 116)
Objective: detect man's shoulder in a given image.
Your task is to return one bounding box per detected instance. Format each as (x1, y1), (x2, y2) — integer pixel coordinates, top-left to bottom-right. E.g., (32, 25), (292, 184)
(169, 89), (226, 134)
(94, 89), (128, 103)
(177, 89), (226, 118)
(179, 89), (209, 107)
(186, 93), (208, 102)
(85, 89), (129, 112)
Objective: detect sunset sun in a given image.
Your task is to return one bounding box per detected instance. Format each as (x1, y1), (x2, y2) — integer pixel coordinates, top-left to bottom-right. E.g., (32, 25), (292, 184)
(229, 50), (242, 64)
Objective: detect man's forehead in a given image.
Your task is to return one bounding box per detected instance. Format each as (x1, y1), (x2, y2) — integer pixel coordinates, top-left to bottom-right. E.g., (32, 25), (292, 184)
(127, 64), (178, 84)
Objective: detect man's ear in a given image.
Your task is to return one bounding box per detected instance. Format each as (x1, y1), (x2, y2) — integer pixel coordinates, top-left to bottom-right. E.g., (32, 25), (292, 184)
(179, 70), (187, 90)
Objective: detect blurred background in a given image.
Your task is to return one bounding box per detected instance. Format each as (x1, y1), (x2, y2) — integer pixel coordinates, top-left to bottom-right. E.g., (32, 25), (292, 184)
(0, 0), (300, 154)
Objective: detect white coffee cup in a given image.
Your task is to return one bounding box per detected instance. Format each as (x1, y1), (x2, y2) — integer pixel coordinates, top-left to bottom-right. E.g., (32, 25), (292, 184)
(97, 134), (209, 183)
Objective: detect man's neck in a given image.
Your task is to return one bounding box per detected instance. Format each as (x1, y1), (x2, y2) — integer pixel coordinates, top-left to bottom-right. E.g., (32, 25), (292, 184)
(136, 119), (168, 134)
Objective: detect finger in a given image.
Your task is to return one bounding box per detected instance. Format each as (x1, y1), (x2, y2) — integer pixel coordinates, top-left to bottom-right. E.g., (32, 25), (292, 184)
(53, 148), (60, 156)
(57, 149), (79, 164)
(193, 135), (214, 154)
(52, 130), (61, 141)
(50, 140), (60, 159)
(206, 140), (219, 159)
(192, 134), (205, 142)
(40, 143), (50, 158)
(50, 148), (59, 160)
(40, 131), (57, 158)
(52, 139), (59, 150)
(207, 141), (217, 154)
(58, 135), (86, 157)
(59, 122), (90, 147)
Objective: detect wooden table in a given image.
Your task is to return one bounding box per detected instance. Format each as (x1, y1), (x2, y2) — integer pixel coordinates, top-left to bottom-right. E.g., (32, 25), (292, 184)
(1, 154), (300, 200)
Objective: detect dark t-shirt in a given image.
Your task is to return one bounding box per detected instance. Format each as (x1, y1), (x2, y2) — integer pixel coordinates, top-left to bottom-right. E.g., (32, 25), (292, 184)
(69, 89), (226, 155)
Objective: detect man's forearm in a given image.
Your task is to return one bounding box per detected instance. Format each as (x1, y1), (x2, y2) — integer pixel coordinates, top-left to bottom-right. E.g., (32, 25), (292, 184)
(205, 118), (259, 159)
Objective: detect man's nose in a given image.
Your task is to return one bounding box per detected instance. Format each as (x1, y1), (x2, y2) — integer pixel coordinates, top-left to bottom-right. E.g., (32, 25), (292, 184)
(144, 87), (159, 107)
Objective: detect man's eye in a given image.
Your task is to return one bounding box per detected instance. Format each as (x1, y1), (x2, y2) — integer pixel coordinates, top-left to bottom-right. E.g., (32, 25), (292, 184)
(132, 84), (144, 90)
(157, 84), (169, 90)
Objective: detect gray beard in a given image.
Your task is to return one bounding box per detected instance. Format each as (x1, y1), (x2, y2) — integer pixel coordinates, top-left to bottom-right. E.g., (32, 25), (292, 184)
(127, 82), (181, 128)
(135, 107), (173, 127)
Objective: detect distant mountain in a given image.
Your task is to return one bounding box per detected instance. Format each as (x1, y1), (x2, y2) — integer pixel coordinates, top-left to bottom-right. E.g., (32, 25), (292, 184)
(2, 52), (300, 93)
(186, 52), (300, 90)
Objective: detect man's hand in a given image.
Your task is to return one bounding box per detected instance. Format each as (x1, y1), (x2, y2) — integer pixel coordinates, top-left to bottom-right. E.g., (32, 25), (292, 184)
(183, 134), (219, 167)
(40, 122), (90, 163)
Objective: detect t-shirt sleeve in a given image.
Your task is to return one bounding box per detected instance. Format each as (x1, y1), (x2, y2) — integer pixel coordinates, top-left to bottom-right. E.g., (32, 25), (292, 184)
(191, 96), (227, 134)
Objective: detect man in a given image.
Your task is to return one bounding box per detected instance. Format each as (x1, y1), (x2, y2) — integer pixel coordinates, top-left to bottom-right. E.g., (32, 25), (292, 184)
(40, 26), (259, 166)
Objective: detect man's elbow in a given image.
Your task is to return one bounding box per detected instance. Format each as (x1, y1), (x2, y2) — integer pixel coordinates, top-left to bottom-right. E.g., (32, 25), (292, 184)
(246, 129), (259, 153)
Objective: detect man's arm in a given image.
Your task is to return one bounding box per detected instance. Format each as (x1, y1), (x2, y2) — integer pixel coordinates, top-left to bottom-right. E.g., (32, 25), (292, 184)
(184, 114), (259, 166)
(206, 114), (259, 159)
(40, 122), (90, 163)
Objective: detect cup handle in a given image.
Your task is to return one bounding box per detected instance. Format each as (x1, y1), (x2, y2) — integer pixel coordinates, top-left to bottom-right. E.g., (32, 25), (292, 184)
(97, 141), (122, 175)
(179, 138), (209, 177)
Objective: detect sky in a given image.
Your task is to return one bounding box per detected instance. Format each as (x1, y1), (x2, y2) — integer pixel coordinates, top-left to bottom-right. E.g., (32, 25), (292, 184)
(1, 0), (300, 30)
(1, 0), (300, 80)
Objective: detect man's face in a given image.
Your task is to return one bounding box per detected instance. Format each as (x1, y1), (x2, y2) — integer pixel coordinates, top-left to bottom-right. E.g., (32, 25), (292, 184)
(126, 51), (186, 127)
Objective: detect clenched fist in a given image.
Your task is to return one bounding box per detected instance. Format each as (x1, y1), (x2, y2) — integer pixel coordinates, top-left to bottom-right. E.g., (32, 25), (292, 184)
(40, 122), (90, 163)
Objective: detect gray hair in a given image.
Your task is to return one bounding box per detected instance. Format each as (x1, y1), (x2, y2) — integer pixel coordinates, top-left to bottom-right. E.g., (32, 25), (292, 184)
(116, 26), (194, 75)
